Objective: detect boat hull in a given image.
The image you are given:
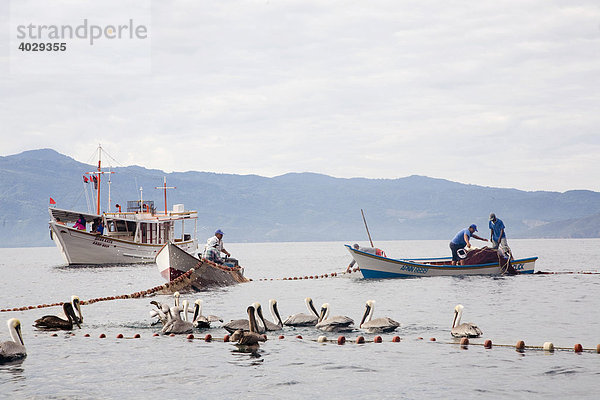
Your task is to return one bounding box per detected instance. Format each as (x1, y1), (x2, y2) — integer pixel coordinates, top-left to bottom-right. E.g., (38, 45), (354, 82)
(346, 245), (537, 278)
(156, 242), (249, 291)
(50, 222), (196, 265)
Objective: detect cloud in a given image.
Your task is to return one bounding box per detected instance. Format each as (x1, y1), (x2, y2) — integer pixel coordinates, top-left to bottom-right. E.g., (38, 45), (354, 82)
(1, 0), (600, 192)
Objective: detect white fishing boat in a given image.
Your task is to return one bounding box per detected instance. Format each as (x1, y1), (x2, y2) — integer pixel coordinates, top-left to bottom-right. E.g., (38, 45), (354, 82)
(346, 245), (537, 278)
(48, 146), (197, 265)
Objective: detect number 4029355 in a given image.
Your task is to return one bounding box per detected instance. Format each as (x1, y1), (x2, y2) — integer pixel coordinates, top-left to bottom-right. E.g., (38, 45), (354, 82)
(18, 42), (66, 51)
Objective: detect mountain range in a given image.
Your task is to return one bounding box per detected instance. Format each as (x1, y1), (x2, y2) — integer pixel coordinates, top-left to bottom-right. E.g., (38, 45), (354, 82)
(1, 148), (599, 248)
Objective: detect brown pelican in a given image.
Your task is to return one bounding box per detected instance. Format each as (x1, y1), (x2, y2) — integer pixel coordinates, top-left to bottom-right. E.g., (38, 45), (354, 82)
(230, 305), (266, 347)
(71, 295), (83, 325)
(451, 304), (483, 338)
(34, 303), (81, 330)
(255, 300), (283, 331)
(315, 303), (354, 332)
(359, 300), (400, 333)
(162, 303), (193, 334)
(149, 301), (170, 326)
(1, 319), (27, 363)
(192, 299), (222, 329)
(283, 297), (320, 326)
(223, 303), (266, 334)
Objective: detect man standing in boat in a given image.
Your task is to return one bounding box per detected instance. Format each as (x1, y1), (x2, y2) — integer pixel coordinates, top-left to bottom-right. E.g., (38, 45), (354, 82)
(489, 213), (511, 257)
(449, 224), (488, 265)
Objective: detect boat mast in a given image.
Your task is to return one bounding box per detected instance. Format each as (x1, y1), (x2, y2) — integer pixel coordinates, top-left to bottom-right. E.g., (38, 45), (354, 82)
(96, 145), (102, 215)
(155, 176), (176, 215)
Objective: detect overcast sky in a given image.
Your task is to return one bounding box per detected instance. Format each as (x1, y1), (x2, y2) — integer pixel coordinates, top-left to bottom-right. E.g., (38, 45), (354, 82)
(1, 0), (600, 192)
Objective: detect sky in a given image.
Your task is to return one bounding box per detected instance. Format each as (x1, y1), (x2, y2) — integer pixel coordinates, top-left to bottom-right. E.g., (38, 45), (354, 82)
(1, 0), (600, 192)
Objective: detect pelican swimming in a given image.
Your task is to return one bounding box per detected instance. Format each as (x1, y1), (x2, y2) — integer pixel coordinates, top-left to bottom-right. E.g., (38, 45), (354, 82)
(358, 300), (400, 333)
(255, 300), (283, 331)
(192, 299), (222, 329)
(283, 297), (320, 326)
(223, 302), (266, 334)
(451, 304), (483, 338)
(315, 303), (354, 332)
(162, 301), (193, 334)
(0, 319), (27, 363)
(230, 305), (266, 348)
(71, 295), (83, 325)
(34, 302), (81, 330)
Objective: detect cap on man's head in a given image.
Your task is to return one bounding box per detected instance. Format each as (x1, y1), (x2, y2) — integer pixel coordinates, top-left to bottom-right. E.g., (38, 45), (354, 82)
(489, 213), (496, 221)
(353, 243), (360, 249)
(215, 229), (224, 235)
(469, 224), (478, 232)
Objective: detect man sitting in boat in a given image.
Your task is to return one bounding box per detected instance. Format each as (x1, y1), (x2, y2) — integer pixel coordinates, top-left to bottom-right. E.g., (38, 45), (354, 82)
(346, 243), (386, 272)
(449, 224), (488, 265)
(73, 215), (86, 230)
(201, 229), (233, 265)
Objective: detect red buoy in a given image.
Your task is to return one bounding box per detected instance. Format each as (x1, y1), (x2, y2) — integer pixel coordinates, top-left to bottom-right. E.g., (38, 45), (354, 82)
(51, 333), (58, 337)
(99, 333), (106, 338)
(374, 336), (382, 343)
(187, 334), (194, 340)
(392, 336), (401, 342)
(596, 344), (600, 354)
(169, 333), (175, 337)
(134, 333), (141, 338)
(484, 339), (493, 349)
(356, 336), (365, 344)
(337, 336), (346, 345)
(296, 335), (303, 339)
(429, 337), (436, 342)
(84, 333), (90, 337)
(153, 333), (159, 337)
(460, 337), (469, 346)
(204, 334), (212, 342)
(278, 335), (285, 339)
(223, 334), (230, 342)
(516, 340), (525, 350)
(116, 334), (123, 339)
(574, 343), (583, 353)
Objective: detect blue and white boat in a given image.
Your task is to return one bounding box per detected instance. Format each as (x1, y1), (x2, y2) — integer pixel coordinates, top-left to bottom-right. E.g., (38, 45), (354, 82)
(345, 245), (537, 279)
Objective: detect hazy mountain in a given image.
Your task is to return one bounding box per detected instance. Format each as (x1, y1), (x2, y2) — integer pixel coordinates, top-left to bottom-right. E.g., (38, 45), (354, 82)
(1, 148), (599, 247)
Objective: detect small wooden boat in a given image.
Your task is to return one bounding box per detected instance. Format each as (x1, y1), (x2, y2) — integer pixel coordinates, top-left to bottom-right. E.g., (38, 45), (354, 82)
(156, 242), (249, 291)
(346, 245), (537, 279)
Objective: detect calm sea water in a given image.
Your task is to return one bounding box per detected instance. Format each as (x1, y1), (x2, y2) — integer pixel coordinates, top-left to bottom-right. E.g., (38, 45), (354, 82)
(1, 239), (599, 399)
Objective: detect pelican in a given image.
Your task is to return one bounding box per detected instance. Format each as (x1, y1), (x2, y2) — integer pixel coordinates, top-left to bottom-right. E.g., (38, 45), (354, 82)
(315, 303), (354, 332)
(223, 302), (266, 334)
(359, 300), (400, 333)
(230, 305), (266, 347)
(1, 319), (27, 363)
(192, 299), (222, 329)
(149, 301), (170, 326)
(283, 297), (320, 326)
(173, 292), (181, 307)
(162, 302), (193, 334)
(34, 302), (81, 330)
(451, 304), (483, 338)
(255, 300), (283, 331)
(71, 295), (83, 325)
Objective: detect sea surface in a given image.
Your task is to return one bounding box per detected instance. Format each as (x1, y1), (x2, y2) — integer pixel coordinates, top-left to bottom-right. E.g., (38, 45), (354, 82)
(1, 239), (599, 399)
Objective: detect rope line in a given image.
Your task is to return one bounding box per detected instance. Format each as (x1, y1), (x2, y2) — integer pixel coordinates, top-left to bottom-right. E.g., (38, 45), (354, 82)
(2, 266), (598, 313)
(0, 268), (195, 312)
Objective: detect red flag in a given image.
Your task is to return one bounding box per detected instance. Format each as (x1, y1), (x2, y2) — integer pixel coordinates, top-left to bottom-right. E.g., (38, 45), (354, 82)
(83, 175), (89, 183)
(49, 197), (56, 205)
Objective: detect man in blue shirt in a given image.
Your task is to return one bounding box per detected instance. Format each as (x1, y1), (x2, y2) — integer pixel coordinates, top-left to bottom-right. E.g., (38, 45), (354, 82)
(449, 224), (488, 265)
(489, 213), (510, 255)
